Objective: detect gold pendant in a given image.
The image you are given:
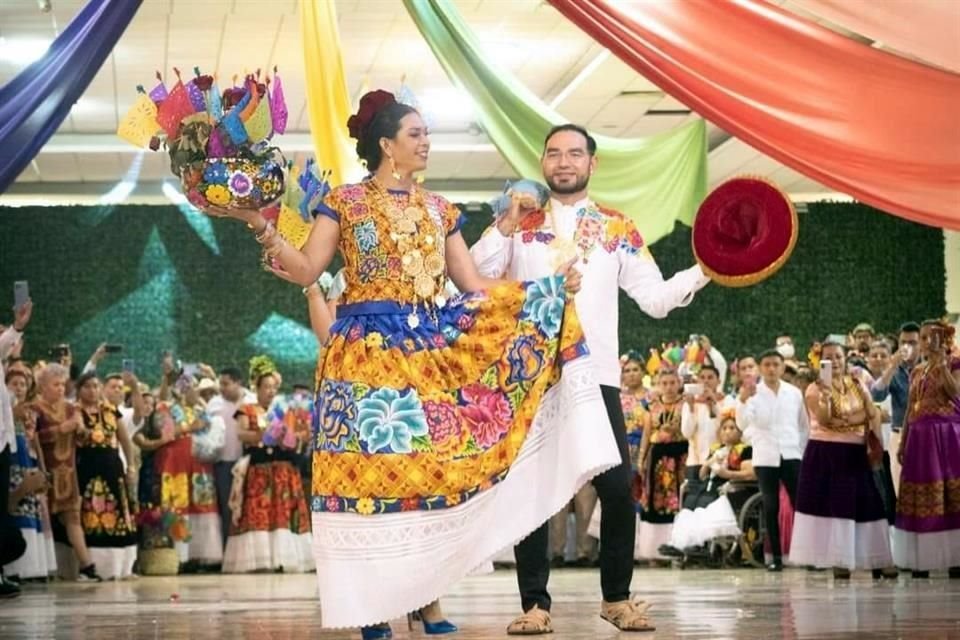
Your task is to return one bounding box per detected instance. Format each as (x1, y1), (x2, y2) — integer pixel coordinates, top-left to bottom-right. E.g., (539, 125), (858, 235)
(402, 252), (425, 277)
(403, 206), (424, 223)
(424, 252), (445, 277)
(414, 273), (436, 298)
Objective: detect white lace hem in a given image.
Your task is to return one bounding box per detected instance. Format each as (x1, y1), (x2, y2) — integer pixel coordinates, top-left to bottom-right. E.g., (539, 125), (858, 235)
(223, 529), (315, 574)
(790, 513), (892, 569)
(310, 357), (620, 628)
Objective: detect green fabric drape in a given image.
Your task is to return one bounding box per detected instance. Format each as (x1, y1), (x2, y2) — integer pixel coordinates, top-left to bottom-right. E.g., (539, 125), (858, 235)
(402, 0), (707, 242)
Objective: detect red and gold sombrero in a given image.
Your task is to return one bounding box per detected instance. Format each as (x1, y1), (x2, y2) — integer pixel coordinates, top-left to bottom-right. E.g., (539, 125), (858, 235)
(692, 176), (798, 287)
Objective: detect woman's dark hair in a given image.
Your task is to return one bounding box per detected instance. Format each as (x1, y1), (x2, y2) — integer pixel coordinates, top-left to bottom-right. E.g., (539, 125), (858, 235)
(75, 371), (99, 391)
(356, 102), (418, 172)
(5, 369), (29, 385)
(219, 367), (244, 384)
(255, 372), (277, 390)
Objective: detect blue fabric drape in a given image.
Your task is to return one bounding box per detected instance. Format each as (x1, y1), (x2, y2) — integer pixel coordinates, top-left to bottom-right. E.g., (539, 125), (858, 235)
(0, 0), (142, 192)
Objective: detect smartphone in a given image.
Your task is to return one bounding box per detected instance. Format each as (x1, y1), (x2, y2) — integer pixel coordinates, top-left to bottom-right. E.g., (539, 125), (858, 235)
(104, 344), (124, 354)
(13, 281), (29, 310)
(930, 328), (943, 352)
(820, 360), (833, 386)
(122, 359), (135, 373)
(684, 383), (704, 397)
(182, 362), (199, 378)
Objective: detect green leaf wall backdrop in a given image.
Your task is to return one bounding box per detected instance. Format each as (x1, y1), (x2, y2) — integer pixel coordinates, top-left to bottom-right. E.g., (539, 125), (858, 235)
(0, 202), (944, 387)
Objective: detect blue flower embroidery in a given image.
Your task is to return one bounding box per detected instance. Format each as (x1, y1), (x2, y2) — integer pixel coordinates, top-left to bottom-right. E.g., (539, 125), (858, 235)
(203, 162), (229, 185)
(354, 219), (379, 253)
(505, 332), (546, 387)
(357, 388), (428, 454)
(316, 380), (357, 451)
(521, 276), (566, 337)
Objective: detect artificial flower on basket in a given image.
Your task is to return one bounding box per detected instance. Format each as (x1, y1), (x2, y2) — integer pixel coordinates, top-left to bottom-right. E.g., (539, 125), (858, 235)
(137, 506), (191, 550)
(116, 66), (289, 211)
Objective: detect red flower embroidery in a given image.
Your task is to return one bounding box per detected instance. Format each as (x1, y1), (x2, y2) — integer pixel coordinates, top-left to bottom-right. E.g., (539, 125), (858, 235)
(460, 384), (513, 448)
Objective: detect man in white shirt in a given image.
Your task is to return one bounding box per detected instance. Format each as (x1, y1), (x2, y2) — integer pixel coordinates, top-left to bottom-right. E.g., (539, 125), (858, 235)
(472, 124), (710, 633)
(736, 349), (810, 571)
(680, 364), (722, 508)
(1, 300), (32, 597)
(206, 367), (256, 549)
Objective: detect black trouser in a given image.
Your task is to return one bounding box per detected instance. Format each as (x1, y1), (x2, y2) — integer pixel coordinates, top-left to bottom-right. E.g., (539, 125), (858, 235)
(683, 465), (705, 511)
(514, 386), (634, 612)
(0, 445), (26, 568)
(213, 460), (236, 548)
(755, 459), (801, 560)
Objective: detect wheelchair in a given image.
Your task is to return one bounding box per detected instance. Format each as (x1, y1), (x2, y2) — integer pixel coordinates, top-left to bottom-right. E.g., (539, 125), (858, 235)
(666, 479), (766, 569)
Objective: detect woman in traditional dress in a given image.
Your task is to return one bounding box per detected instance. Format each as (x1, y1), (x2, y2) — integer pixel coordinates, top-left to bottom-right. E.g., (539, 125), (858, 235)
(790, 341), (893, 579)
(636, 367), (688, 560)
(202, 89), (616, 638)
(153, 376), (223, 568)
(32, 364), (102, 581)
(73, 372), (138, 580)
(893, 320), (960, 578)
(3, 370), (57, 581)
(222, 365), (313, 574)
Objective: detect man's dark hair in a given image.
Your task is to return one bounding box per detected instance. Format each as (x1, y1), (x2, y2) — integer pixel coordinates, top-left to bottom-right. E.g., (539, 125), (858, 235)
(544, 124), (597, 156)
(699, 364), (720, 377)
(758, 349), (784, 363)
(899, 322), (921, 335)
(219, 367), (244, 383)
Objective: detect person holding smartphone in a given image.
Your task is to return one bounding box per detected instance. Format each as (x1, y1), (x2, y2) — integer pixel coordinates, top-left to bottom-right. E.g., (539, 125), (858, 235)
(680, 365), (722, 510)
(871, 322), (921, 495)
(893, 319), (960, 579)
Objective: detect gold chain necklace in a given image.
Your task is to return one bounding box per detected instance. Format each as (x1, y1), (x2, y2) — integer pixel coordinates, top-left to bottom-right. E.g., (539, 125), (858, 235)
(367, 180), (446, 328)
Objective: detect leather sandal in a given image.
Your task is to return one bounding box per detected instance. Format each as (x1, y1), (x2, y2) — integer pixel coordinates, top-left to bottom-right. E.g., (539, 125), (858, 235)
(506, 605), (553, 635)
(601, 598), (656, 632)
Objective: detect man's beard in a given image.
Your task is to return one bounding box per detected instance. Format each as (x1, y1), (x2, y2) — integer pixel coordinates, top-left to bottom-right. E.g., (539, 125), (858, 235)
(546, 172), (590, 195)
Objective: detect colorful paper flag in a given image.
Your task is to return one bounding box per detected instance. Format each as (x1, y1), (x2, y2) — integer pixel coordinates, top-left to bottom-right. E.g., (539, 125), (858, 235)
(270, 72), (288, 134)
(117, 94), (161, 147)
(243, 97), (273, 143)
(156, 81), (197, 138)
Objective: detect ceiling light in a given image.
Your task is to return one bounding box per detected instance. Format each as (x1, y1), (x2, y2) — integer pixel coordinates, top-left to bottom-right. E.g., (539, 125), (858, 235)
(0, 37), (52, 65)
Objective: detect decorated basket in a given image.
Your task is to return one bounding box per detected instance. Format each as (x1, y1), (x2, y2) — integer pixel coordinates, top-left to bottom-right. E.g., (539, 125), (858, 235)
(182, 156), (285, 211)
(138, 547), (180, 576)
(116, 66), (290, 213)
(692, 176), (798, 288)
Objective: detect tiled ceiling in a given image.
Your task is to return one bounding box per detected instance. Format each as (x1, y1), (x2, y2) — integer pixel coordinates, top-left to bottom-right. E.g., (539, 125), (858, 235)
(0, 0), (927, 204)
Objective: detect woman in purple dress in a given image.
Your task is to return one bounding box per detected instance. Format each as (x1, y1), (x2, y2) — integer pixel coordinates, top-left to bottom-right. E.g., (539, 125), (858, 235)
(893, 319), (960, 578)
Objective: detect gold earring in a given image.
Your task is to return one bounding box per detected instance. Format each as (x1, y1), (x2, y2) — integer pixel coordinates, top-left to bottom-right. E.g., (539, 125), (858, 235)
(389, 156), (401, 181)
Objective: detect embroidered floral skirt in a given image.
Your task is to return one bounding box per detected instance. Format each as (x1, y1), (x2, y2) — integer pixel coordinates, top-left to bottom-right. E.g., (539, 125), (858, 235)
(76, 446), (137, 579)
(893, 412), (960, 570)
(154, 436), (222, 564)
(635, 441), (688, 559)
(222, 448), (313, 574)
(309, 276), (620, 628)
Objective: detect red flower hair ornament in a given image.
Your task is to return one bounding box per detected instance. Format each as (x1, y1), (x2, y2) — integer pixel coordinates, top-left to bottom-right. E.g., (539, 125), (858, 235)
(347, 90), (398, 142)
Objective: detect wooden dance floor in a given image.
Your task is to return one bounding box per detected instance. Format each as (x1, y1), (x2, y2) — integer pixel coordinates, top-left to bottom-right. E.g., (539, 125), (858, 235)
(2, 567), (958, 639)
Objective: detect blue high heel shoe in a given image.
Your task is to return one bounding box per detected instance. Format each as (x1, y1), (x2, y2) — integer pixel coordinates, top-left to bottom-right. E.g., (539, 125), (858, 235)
(360, 624), (392, 640)
(408, 611), (459, 635)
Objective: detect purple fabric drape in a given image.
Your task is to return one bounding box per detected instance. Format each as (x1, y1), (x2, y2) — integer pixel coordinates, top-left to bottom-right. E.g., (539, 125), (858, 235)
(0, 0), (142, 193)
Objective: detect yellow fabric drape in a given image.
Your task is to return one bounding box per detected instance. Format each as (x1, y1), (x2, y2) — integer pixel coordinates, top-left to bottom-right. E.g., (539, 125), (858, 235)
(300, 0), (362, 185)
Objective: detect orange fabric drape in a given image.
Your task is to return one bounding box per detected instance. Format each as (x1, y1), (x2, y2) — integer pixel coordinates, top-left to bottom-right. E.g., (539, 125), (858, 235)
(549, 0), (960, 230)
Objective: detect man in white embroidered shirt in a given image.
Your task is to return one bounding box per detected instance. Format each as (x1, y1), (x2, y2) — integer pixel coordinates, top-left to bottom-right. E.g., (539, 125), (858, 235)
(736, 349), (810, 572)
(471, 124), (710, 634)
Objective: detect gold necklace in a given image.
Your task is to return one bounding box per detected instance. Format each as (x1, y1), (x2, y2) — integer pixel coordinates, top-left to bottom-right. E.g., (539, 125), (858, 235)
(368, 180), (446, 328)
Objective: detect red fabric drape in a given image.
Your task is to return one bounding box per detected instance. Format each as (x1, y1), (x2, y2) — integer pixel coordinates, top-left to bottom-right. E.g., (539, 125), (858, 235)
(549, 0), (960, 230)
(787, 0), (960, 73)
